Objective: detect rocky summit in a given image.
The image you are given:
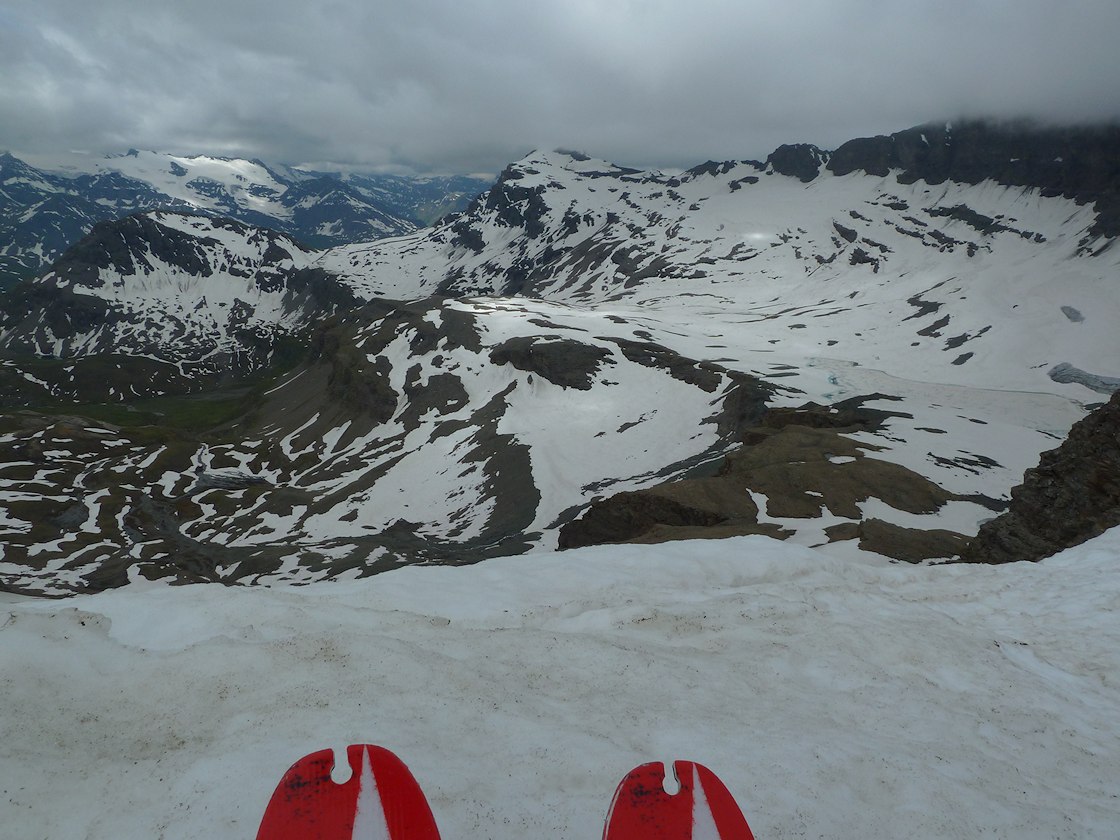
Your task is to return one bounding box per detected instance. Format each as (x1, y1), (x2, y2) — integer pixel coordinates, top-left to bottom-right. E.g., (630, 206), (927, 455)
(1, 120), (1118, 595)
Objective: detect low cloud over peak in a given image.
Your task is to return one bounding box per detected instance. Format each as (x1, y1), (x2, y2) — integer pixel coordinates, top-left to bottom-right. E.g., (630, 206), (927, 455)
(3, 0), (1119, 174)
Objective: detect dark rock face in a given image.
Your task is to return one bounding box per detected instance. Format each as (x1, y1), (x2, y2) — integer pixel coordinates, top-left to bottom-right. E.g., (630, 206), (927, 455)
(828, 134), (897, 178)
(682, 160), (746, 180)
(316, 322), (399, 424)
(1, 281), (112, 344)
(825, 121), (1120, 237)
(483, 168), (550, 238)
(852, 518), (971, 562)
(961, 391), (1120, 563)
(609, 338), (723, 392)
(51, 213), (218, 286)
(767, 144), (827, 183)
(450, 216), (486, 254)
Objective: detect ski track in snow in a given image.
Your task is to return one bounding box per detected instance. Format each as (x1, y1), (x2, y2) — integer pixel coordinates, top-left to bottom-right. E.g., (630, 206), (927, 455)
(2, 529), (1119, 839)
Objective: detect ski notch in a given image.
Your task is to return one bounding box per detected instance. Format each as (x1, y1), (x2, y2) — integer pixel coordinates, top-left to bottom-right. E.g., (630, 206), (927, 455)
(602, 760), (754, 840)
(256, 744), (441, 840)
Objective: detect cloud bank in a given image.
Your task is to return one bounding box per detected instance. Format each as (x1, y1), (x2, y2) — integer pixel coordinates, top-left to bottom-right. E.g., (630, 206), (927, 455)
(3, 0), (1119, 173)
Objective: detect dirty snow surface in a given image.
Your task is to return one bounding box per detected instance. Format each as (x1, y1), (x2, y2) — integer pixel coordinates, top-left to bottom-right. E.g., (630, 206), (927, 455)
(3, 528), (1119, 839)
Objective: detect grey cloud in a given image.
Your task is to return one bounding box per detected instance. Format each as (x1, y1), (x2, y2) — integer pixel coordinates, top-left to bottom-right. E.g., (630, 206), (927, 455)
(2, 0), (1119, 174)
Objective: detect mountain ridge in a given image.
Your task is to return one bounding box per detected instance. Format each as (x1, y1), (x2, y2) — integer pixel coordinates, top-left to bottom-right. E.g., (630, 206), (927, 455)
(0, 211), (356, 393)
(0, 150), (493, 287)
(1, 119), (1117, 595)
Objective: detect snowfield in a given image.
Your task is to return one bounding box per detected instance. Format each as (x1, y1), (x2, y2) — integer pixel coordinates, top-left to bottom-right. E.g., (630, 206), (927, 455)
(3, 528), (1119, 839)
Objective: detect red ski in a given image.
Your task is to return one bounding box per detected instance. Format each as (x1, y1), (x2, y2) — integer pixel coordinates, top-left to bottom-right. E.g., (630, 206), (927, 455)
(256, 744), (441, 840)
(603, 760), (754, 840)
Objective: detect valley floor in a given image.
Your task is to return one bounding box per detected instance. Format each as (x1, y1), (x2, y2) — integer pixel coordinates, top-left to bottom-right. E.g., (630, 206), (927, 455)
(3, 528), (1118, 839)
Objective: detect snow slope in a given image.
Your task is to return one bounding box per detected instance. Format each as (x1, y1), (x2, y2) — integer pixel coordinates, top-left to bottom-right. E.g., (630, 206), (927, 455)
(324, 150), (1120, 399)
(0, 293), (776, 594)
(89, 150), (292, 220)
(2, 527), (1118, 839)
(319, 151), (1117, 519)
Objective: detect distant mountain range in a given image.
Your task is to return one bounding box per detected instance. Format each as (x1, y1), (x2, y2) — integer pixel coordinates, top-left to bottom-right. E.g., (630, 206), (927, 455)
(1, 120), (1118, 596)
(0, 149), (493, 287)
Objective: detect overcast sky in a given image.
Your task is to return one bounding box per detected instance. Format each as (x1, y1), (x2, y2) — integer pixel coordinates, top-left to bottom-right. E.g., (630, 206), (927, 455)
(3, 0), (1119, 175)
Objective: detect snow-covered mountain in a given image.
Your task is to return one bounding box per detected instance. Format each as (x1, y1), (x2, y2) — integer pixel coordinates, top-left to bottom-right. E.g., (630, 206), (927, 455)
(0, 152), (175, 287)
(0, 149), (492, 286)
(325, 138), (1118, 399)
(1, 121), (1118, 596)
(78, 150), (491, 244)
(0, 211), (358, 395)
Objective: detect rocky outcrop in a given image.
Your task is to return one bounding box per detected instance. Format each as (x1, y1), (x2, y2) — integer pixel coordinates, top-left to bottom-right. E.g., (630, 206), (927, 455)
(481, 166), (551, 239)
(559, 399), (979, 561)
(960, 391), (1120, 563)
(829, 518), (972, 562)
(555, 485), (772, 550)
(489, 336), (613, 389)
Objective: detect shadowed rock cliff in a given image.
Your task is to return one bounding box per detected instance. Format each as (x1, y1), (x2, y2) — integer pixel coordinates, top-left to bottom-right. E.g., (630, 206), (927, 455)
(961, 391), (1120, 563)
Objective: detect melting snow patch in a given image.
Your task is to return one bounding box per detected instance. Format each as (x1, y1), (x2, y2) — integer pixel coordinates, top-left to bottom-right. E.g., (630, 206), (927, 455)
(5, 531), (1120, 838)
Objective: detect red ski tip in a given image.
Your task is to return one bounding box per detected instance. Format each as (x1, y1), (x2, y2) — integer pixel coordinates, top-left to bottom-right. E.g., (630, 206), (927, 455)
(602, 760), (754, 840)
(256, 744), (441, 840)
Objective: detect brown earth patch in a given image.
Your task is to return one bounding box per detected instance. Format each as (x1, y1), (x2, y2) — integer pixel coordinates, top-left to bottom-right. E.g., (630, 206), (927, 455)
(560, 407), (971, 561)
